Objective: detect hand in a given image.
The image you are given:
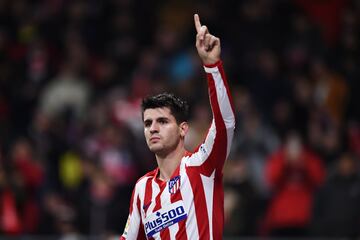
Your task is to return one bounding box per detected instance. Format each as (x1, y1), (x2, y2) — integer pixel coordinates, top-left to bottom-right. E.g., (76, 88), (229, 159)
(194, 14), (221, 65)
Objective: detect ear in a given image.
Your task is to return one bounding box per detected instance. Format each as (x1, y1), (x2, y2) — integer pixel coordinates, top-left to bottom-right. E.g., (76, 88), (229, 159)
(179, 122), (189, 138)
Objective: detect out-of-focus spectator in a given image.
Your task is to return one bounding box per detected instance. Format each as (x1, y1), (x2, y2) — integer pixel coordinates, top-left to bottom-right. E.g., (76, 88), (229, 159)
(264, 131), (325, 237)
(233, 107), (279, 196)
(10, 139), (44, 234)
(294, 0), (349, 46)
(311, 153), (360, 237)
(81, 123), (141, 234)
(185, 101), (212, 151)
(38, 191), (79, 238)
(307, 110), (344, 167)
(83, 124), (139, 187)
(223, 153), (261, 236)
(247, 49), (291, 120)
(311, 57), (349, 127)
(0, 188), (22, 235)
(39, 35), (91, 120)
(0, 149), (22, 235)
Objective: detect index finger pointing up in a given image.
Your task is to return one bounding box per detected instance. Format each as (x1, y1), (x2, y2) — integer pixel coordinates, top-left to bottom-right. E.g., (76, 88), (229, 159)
(194, 14), (202, 33)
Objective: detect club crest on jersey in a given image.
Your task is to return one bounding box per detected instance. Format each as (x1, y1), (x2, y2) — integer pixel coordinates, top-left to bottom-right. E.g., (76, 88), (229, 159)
(168, 176), (181, 194)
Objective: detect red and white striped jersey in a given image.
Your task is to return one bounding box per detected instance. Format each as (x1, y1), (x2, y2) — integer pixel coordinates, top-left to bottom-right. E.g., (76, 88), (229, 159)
(120, 61), (235, 240)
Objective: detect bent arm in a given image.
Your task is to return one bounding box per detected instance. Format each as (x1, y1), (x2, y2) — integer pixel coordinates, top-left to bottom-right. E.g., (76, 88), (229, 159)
(187, 61), (235, 174)
(203, 61), (235, 170)
(188, 14), (235, 174)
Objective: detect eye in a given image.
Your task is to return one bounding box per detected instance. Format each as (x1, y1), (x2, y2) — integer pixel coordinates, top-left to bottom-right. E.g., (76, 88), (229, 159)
(158, 118), (168, 124)
(144, 120), (152, 128)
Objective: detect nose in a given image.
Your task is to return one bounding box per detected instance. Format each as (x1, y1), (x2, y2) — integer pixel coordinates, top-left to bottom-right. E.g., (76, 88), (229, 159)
(149, 122), (159, 134)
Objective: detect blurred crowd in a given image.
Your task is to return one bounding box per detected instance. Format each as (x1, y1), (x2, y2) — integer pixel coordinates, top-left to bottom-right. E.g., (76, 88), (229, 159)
(0, 0), (359, 238)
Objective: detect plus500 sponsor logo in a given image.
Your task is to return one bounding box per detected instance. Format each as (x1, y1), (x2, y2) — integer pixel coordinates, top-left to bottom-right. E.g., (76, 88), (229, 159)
(145, 206), (187, 237)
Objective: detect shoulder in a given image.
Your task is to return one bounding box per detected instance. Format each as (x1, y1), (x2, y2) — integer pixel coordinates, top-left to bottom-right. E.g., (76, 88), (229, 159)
(133, 168), (157, 189)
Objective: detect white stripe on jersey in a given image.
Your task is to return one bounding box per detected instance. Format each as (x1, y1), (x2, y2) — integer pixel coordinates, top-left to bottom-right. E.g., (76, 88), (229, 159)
(180, 159), (199, 239)
(204, 65), (235, 157)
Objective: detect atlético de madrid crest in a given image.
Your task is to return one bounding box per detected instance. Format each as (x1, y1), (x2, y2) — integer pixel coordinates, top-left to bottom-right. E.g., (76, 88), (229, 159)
(168, 176), (181, 194)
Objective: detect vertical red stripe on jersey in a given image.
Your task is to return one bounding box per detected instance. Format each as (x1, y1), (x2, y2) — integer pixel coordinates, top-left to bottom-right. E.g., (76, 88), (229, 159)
(203, 71), (228, 174)
(153, 181), (170, 239)
(175, 216), (188, 240)
(187, 168), (210, 239)
(136, 195), (147, 239)
(137, 221), (147, 239)
(143, 177), (153, 217)
(153, 181), (165, 211)
(212, 172), (224, 240)
(160, 226), (170, 240)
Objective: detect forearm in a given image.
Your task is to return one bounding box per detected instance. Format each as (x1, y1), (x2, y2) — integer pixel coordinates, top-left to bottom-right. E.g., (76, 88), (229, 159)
(204, 61), (235, 132)
(203, 61), (235, 161)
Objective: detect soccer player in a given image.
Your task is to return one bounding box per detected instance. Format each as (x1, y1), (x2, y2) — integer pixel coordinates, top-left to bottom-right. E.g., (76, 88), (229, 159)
(120, 14), (235, 240)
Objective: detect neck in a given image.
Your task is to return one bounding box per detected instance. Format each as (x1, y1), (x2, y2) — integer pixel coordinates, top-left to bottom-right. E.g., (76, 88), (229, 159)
(156, 143), (185, 181)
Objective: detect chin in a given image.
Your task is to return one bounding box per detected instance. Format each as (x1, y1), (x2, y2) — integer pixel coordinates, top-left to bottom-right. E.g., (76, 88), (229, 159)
(149, 145), (164, 153)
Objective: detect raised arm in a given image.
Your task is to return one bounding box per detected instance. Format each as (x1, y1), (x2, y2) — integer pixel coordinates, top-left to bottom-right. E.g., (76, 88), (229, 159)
(188, 14), (235, 174)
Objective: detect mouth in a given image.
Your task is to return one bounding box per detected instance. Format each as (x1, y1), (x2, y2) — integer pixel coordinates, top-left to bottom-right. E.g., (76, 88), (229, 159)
(150, 137), (160, 142)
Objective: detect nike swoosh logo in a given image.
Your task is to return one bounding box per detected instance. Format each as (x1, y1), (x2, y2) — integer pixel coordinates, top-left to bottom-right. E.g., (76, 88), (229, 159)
(143, 202), (151, 212)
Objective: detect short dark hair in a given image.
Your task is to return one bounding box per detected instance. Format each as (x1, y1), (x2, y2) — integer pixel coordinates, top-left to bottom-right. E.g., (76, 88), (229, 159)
(141, 93), (189, 123)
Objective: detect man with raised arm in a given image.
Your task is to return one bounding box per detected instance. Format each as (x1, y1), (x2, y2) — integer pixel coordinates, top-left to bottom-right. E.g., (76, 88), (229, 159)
(120, 14), (235, 240)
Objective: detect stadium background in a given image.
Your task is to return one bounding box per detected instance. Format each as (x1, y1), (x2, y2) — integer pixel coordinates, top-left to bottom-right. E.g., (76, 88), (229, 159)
(0, 0), (359, 239)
